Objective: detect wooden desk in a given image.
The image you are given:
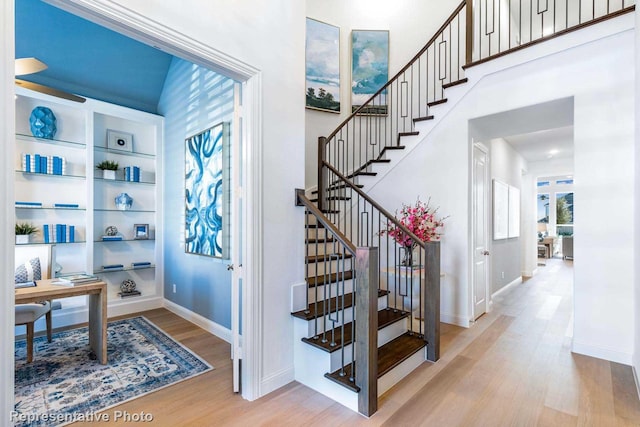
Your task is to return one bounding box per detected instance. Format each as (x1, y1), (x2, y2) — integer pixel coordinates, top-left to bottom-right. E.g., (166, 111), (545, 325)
(15, 279), (108, 364)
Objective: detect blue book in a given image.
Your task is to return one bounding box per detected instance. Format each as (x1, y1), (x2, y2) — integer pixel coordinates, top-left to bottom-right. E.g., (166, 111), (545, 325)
(54, 203), (79, 209)
(53, 156), (59, 175)
(61, 224), (66, 243)
(15, 201), (42, 207)
(34, 154), (41, 173)
(133, 166), (140, 182)
(25, 154), (31, 172)
(40, 156), (47, 175)
(68, 225), (75, 243)
(43, 224), (50, 244)
(124, 167), (130, 182)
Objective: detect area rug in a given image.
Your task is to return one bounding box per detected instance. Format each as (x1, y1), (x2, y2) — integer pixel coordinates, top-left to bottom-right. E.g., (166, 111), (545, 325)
(14, 316), (212, 427)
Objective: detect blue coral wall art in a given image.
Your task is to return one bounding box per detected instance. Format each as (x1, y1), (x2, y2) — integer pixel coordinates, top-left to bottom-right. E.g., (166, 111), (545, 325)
(185, 123), (228, 257)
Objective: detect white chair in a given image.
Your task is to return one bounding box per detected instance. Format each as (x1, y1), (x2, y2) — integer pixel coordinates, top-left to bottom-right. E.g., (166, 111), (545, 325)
(15, 245), (53, 363)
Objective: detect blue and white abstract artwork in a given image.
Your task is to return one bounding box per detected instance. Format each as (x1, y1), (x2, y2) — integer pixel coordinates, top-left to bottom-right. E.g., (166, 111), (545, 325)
(185, 123), (226, 257)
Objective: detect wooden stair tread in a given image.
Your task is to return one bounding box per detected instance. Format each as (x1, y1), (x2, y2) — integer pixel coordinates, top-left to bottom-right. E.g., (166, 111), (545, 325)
(305, 270), (353, 288)
(413, 115), (434, 123)
(305, 237), (336, 244)
(312, 183), (364, 195)
(442, 78), (468, 89)
(324, 332), (426, 392)
(306, 253), (353, 263)
(302, 308), (410, 353)
(427, 98), (448, 107)
(292, 289), (389, 320)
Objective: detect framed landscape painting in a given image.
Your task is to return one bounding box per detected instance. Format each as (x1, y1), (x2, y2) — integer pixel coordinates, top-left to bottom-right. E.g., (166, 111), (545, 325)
(306, 18), (340, 113)
(185, 122), (229, 258)
(351, 30), (389, 114)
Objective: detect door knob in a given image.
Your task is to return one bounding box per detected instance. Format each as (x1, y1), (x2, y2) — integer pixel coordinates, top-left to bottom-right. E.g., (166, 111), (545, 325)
(227, 264), (234, 271)
(482, 251), (490, 256)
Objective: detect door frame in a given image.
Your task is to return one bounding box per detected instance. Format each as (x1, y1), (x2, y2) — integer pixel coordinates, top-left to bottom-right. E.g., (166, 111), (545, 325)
(469, 140), (492, 323)
(1, 0), (265, 413)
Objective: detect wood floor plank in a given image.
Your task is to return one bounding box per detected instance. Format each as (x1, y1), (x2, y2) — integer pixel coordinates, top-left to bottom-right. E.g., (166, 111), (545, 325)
(66, 258), (640, 426)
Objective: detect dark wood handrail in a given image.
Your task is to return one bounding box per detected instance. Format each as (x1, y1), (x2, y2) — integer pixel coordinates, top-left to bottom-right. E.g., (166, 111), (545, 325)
(325, 0), (467, 142)
(295, 189), (357, 255)
(322, 162), (427, 250)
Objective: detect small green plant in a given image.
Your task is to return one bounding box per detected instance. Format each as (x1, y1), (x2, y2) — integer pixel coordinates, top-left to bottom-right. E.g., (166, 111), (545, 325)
(15, 222), (38, 235)
(96, 160), (119, 170)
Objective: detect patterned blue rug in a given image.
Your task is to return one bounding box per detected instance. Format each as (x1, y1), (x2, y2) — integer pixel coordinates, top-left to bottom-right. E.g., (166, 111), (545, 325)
(14, 316), (212, 427)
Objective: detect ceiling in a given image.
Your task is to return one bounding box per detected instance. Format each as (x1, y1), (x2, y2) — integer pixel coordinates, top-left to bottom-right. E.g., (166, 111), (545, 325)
(16, 0), (174, 114)
(503, 126), (574, 163)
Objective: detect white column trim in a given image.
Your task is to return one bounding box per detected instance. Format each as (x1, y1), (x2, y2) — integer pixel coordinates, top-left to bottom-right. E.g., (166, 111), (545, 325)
(1, 0), (16, 418)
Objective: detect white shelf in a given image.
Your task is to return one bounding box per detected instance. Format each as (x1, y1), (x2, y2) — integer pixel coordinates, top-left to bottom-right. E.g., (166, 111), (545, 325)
(15, 88), (163, 322)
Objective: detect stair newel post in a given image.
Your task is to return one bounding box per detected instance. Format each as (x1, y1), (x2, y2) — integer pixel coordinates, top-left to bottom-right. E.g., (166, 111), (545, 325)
(465, 0), (473, 65)
(423, 241), (441, 361)
(317, 136), (327, 212)
(355, 246), (379, 417)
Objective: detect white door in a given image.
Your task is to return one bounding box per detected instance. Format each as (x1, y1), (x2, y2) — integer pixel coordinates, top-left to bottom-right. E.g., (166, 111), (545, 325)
(472, 143), (490, 320)
(230, 83), (244, 393)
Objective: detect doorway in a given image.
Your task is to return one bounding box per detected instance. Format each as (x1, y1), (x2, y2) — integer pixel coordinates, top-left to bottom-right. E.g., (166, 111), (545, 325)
(2, 0), (263, 410)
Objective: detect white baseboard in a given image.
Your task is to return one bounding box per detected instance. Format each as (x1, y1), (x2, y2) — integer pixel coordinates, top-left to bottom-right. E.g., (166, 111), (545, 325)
(163, 299), (232, 344)
(492, 277), (522, 298)
(440, 313), (469, 328)
(572, 340), (633, 365)
(260, 367), (295, 396)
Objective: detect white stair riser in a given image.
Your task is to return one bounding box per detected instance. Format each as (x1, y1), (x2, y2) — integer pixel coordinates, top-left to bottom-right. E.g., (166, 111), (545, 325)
(306, 227), (328, 240)
(301, 295), (388, 336)
(307, 259), (353, 276)
(306, 243), (345, 256)
(308, 279), (354, 304)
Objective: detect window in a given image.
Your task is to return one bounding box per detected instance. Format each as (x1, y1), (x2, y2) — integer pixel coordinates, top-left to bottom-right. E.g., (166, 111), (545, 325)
(537, 181), (550, 187)
(537, 193), (549, 224)
(556, 178), (574, 185)
(556, 192), (573, 236)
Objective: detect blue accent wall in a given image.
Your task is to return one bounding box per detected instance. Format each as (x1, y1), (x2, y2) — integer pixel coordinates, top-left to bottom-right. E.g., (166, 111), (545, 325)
(158, 57), (235, 327)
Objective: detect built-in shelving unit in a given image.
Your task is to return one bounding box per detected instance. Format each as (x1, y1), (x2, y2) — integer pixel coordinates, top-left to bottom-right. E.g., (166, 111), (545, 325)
(15, 86), (163, 323)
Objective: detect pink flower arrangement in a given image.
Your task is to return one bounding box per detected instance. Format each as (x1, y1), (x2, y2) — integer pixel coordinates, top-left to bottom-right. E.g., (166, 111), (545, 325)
(380, 198), (445, 248)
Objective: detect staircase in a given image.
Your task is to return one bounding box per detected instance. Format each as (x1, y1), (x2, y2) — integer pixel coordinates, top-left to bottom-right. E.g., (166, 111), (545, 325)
(292, 0), (635, 416)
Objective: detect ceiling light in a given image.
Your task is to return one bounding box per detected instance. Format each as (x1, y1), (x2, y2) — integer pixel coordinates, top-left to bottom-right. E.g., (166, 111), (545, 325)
(15, 57), (47, 76)
(549, 149), (559, 155)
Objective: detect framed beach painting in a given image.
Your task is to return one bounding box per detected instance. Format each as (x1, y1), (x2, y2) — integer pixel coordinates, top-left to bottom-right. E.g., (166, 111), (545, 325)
(351, 29), (389, 114)
(185, 122), (229, 258)
(305, 18), (341, 113)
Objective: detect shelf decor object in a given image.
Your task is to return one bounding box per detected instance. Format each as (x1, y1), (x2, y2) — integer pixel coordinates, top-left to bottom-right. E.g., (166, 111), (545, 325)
(124, 166), (141, 182)
(114, 192), (133, 210)
(97, 160), (119, 180)
(15, 222), (37, 245)
(29, 106), (57, 139)
(185, 122), (229, 258)
(107, 129), (133, 152)
(134, 224), (149, 240)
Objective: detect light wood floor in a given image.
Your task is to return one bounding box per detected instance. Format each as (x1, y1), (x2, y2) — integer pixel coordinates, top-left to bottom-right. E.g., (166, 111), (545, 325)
(72, 258), (640, 426)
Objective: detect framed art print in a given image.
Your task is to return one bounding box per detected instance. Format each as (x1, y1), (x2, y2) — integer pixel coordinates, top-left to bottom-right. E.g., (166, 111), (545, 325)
(185, 122), (229, 258)
(107, 129), (133, 152)
(133, 224), (149, 240)
(305, 18), (341, 113)
(351, 29), (389, 114)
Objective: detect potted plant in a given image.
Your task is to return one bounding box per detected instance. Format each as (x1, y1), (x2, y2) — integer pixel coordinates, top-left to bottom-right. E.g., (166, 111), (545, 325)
(15, 222), (38, 245)
(97, 160), (119, 180)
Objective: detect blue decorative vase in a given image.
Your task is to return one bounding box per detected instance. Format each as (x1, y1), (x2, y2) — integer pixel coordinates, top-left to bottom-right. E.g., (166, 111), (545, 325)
(29, 106), (57, 139)
(114, 193), (133, 210)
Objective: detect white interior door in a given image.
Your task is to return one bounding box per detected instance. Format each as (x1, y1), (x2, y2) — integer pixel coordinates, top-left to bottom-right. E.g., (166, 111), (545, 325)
(472, 143), (490, 320)
(230, 83), (244, 393)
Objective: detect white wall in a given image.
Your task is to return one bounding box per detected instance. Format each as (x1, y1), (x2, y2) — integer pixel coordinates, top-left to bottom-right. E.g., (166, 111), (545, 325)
(110, 0), (306, 396)
(490, 138), (527, 294)
(305, 0), (461, 187)
(369, 26), (635, 363)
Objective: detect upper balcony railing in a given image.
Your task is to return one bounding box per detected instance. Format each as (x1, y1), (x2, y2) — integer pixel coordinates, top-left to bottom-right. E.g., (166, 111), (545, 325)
(467, 0), (636, 65)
